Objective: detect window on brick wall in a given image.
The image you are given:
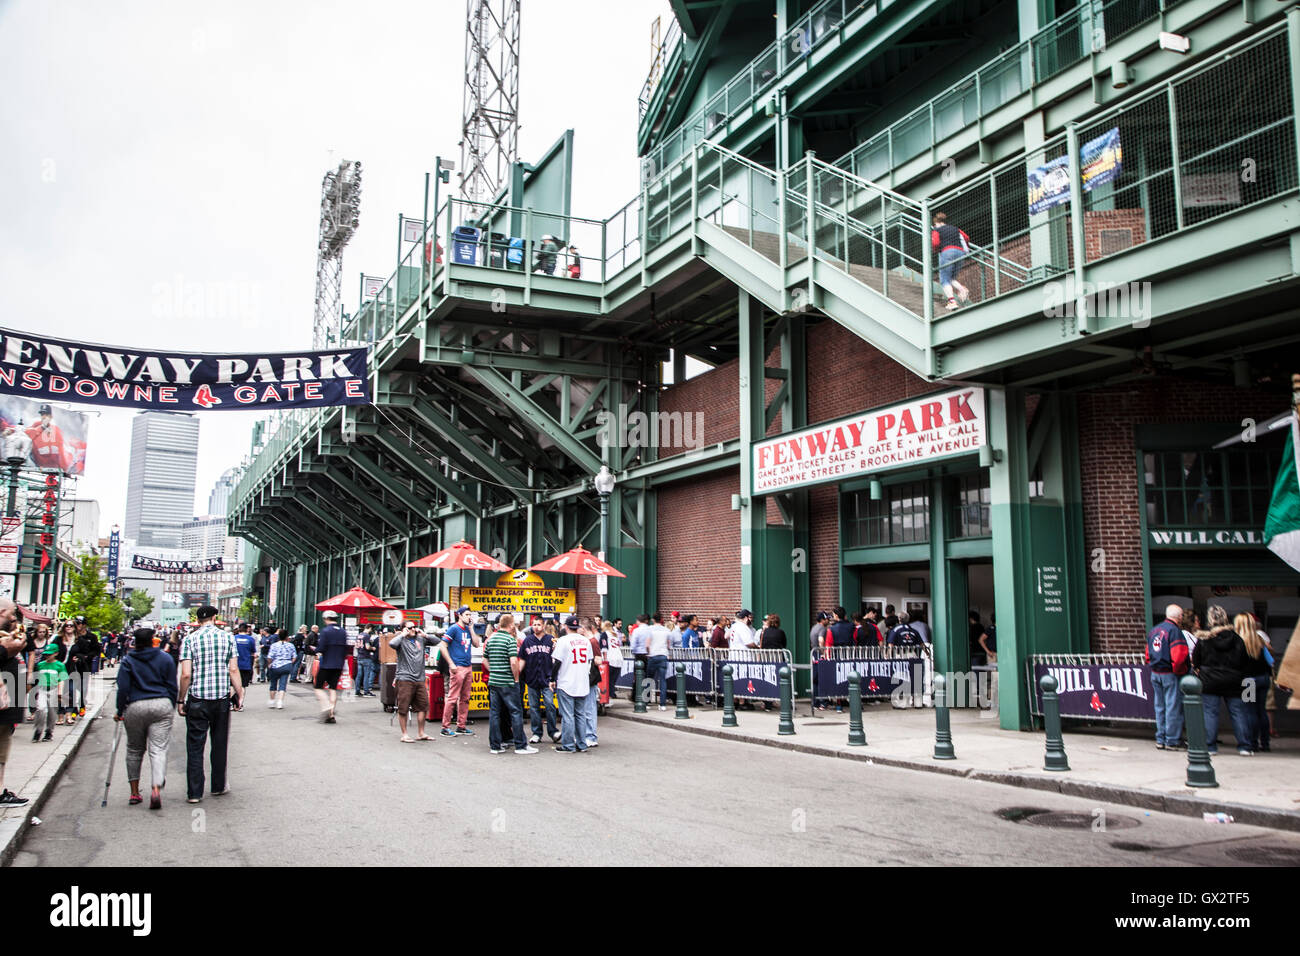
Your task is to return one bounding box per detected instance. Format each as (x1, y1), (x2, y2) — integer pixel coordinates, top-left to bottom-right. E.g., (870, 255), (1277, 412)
(950, 470), (991, 538)
(1143, 448), (1276, 527)
(845, 483), (930, 547)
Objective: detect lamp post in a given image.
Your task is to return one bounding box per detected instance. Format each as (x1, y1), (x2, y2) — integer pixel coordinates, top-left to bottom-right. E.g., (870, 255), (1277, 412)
(2, 428), (30, 601)
(594, 465), (617, 622)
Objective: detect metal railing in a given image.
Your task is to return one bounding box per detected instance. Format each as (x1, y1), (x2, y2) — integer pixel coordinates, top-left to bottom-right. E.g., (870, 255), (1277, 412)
(638, 17), (683, 118)
(834, 0), (1188, 182)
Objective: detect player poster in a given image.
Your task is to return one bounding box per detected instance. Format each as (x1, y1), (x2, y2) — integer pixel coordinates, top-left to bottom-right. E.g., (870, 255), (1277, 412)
(0, 396), (89, 475)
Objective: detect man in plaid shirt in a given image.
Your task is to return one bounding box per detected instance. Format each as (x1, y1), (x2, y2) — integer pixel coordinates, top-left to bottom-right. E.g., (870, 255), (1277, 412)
(178, 606), (243, 804)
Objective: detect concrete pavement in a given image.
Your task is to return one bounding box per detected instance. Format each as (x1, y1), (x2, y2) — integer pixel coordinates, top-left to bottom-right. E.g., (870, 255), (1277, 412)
(9, 678), (1300, 866)
(608, 697), (1300, 831)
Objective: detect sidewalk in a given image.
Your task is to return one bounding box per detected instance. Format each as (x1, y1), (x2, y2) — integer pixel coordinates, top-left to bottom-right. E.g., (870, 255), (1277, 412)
(0, 670), (115, 865)
(607, 698), (1300, 832)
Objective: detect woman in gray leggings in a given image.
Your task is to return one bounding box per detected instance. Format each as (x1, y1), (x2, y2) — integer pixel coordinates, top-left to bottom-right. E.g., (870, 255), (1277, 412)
(114, 628), (178, 810)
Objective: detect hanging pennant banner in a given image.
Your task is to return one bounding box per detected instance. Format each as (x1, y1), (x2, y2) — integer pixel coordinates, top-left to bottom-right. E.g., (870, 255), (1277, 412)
(0, 327), (369, 411)
(132, 554), (225, 574)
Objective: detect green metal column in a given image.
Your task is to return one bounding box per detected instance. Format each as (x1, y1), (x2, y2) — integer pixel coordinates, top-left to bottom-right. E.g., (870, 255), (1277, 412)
(988, 387), (1034, 729)
(738, 291), (765, 612)
(928, 475), (952, 677)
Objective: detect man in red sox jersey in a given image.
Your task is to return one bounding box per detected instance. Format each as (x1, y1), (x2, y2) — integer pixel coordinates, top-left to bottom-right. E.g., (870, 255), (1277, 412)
(24, 405), (85, 474)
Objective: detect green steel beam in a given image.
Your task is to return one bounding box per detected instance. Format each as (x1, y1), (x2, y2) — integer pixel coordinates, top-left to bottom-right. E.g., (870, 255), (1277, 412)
(659, 1), (738, 138)
(291, 491), (367, 549)
(407, 397), (534, 500)
(320, 466), (409, 534)
(341, 447), (432, 519)
(370, 430), (482, 518)
(464, 366), (603, 474)
(268, 498), (345, 555)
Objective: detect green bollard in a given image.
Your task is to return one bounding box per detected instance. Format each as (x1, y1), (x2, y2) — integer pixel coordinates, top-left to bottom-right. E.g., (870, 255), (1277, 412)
(778, 666), (796, 735)
(633, 659), (647, 714)
(933, 673), (955, 760)
(721, 664), (737, 727)
(1180, 675), (1218, 789)
(674, 663), (689, 719)
(847, 670), (867, 746)
(1040, 674), (1070, 771)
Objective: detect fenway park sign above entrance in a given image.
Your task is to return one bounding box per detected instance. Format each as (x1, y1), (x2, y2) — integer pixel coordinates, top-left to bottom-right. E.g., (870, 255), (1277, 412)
(752, 388), (987, 493)
(0, 328), (369, 411)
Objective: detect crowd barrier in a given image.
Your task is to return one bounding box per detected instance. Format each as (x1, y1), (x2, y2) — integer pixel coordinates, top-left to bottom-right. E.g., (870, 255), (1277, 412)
(614, 647), (794, 702)
(1027, 653), (1154, 723)
(811, 646), (932, 706)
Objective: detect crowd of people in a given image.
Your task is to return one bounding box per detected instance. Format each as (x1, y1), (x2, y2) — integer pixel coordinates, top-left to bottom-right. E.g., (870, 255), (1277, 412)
(1146, 603), (1282, 756)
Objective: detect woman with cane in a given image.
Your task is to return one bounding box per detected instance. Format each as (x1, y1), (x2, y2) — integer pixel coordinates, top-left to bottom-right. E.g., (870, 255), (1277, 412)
(114, 627), (177, 809)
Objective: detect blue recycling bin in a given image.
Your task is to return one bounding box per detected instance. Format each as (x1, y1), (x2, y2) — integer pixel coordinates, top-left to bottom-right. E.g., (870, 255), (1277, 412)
(451, 225), (481, 265)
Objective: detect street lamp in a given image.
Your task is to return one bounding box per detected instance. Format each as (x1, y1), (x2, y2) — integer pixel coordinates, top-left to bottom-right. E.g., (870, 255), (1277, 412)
(2, 427), (30, 602)
(594, 465), (617, 621)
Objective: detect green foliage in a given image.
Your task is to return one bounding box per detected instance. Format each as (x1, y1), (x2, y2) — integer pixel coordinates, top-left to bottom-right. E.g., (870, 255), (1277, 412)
(62, 554), (125, 632)
(128, 590), (154, 621)
(238, 594), (260, 622)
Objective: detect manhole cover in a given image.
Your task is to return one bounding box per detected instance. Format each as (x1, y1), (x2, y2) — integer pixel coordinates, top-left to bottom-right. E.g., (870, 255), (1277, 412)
(996, 806), (1052, 822)
(1226, 845), (1300, 866)
(1024, 811), (1140, 830)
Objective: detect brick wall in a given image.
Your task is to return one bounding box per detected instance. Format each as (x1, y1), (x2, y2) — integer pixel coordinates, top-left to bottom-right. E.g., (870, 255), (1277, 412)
(656, 469), (741, 618)
(1077, 378), (1280, 653)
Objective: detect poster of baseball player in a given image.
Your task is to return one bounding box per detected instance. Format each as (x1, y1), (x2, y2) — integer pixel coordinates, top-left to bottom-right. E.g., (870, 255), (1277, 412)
(0, 397), (89, 474)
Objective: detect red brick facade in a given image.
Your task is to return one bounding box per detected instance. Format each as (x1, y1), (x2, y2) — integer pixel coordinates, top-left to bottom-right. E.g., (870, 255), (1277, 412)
(1077, 378), (1280, 652)
(656, 470), (742, 617)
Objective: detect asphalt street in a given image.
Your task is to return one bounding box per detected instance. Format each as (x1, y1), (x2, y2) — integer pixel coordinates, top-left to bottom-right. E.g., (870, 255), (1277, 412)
(13, 680), (1300, 867)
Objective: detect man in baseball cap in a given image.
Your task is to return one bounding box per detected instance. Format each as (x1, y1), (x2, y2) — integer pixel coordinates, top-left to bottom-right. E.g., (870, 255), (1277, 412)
(311, 611), (349, 723)
(439, 605), (479, 736)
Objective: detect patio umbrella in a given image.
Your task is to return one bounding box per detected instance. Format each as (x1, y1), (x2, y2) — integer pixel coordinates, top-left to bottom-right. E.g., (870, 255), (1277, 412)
(529, 545), (626, 578)
(314, 587), (396, 613)
(407, 539), (511, 572)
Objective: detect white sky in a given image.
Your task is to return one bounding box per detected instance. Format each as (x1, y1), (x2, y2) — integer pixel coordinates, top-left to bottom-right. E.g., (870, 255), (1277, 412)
(0, 0), (672, 539)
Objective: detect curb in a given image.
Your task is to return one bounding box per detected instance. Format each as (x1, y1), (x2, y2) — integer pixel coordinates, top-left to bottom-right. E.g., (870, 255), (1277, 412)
(0, 677), (112, 867)
(608, 710), (1300, 834)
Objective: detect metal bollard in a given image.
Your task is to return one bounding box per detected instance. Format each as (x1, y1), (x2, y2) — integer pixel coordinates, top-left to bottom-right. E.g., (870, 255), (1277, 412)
(933, 673), (955, 760)
(633, 659), (647, 714)
(1180, 675), (1218, 788)
(721, 664), (737, 727)
(674, 663), (689, 719)
(847, 670), (867, 746)
(1040, 674), (1070, 771)
(778, 666), (796, 735)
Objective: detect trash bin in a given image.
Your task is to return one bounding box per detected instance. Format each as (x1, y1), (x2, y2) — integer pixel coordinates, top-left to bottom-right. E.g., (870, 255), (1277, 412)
(507, 236), (525, 271)
(451, 225), (481, 265)
(488, 232), (508, 269)
(426, 671), (446, 721)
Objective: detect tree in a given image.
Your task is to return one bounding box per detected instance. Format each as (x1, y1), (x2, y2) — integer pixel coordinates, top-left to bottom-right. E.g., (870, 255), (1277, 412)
(62, 554), (125, 632)
(128, 590), (154, 621)
(238, 595), (260, 623)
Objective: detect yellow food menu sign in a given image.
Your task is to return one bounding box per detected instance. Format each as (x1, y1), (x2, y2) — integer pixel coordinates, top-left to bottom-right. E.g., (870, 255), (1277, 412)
(451, 569), (576, 615)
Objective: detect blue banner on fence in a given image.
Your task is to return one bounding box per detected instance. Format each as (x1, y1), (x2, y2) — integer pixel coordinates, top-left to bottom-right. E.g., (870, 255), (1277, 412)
(1030, 661), (1153, 721)
(719, 658), (782, 700)
(813, 656), (924, 700)
(0, 328), (369, 411)
(1026, 127), (1122, 215)
(613, 659), (713, 695)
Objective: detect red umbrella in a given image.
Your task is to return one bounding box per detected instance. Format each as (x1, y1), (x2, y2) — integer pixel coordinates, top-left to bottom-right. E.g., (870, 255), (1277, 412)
(407, 539), (511, 572)
(530, 545), (626, 578)
(314, 587), (396, 613)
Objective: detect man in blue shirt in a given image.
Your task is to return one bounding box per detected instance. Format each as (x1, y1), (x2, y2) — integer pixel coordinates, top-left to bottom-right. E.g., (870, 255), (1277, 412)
(440, 606), (478, 737)
(233, 623), (258, 691)
(354, 626), (378, 697)
(310, 612), (350, 723)
(680, 614), (702, 648)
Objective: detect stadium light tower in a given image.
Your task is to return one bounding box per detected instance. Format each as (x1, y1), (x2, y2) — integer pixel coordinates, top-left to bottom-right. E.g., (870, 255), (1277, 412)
(459, 0), (520, 210)
(313, 159), (363, 349)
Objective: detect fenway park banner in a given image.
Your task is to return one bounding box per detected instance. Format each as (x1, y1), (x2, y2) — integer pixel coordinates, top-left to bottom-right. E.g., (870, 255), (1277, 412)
(132, 555), (224, 574)
(753, 388), (986, 493)
(0, 328), (369, 411)
(1029, 658), (1155, 722)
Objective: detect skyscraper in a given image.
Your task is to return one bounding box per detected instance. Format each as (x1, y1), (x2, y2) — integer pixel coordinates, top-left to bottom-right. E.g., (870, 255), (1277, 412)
(207, 466), (240, 517)
(124, 412), (199, 549)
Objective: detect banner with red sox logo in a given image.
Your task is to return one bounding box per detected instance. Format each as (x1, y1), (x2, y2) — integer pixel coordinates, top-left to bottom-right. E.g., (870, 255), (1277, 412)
(0, 327), (369, 412)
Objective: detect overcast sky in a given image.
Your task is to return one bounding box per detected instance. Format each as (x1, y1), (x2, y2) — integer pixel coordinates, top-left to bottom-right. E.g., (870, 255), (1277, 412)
(0, 0), (671, 539)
